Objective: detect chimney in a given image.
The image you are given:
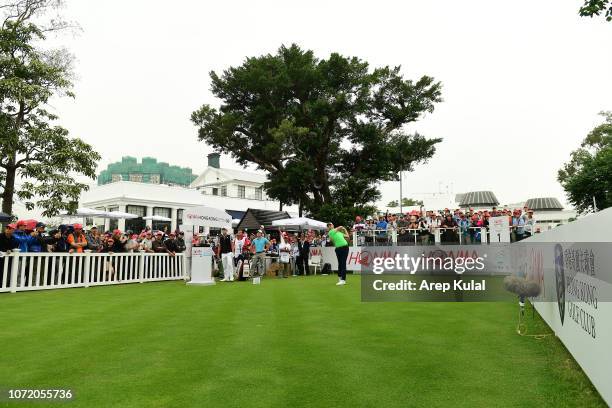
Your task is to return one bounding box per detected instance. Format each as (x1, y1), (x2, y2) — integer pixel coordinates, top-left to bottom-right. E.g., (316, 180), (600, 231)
(207, 153), (220, 169)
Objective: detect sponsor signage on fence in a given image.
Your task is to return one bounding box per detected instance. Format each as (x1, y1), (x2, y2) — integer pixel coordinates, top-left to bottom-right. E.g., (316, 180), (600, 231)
(526, 208), (612, 406)
(309, 245), (509, 273)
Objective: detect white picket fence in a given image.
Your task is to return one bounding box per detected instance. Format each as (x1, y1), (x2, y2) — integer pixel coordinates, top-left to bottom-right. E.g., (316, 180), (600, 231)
(0, 251), (186, 293)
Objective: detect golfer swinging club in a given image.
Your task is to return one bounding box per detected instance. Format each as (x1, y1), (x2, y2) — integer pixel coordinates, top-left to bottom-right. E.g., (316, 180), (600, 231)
(327, 223), (350, 286)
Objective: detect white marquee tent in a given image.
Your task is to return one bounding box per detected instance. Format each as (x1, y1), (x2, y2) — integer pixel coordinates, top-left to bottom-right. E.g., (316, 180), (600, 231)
(272, 217), (328, 231)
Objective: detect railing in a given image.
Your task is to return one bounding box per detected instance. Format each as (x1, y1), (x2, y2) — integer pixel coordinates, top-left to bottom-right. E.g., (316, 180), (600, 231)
(353, 225), (536, 246)
(0, 251), (186, 293)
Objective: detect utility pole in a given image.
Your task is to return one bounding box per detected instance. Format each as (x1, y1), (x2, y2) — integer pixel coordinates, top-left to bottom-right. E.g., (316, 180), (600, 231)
(399, 169), (403, 214)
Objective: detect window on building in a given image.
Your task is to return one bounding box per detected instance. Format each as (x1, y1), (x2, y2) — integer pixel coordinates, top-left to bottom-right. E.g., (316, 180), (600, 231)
(153, 207), (171, 232)
(255, 186), (263, 200)
(212, 187), (219, 196)
(153, 207), (171, 218)
(129, 174), (143, 182)
(221, 185), (227, 197)
(125, 205), (146, 233)
(127, 205), (146, 217)
(149, 174), (160, 184)
(111, 174), (122, 182)
(237, 185), (246, 199)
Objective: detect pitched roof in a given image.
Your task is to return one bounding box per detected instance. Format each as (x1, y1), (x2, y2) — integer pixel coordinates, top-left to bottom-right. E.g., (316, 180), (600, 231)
(236, 208), (291, 231)
(525, 197), (564, 211)
(459, 191), (499, 207)
(220, 168), (268, 183)
(190, 166), (267, 188)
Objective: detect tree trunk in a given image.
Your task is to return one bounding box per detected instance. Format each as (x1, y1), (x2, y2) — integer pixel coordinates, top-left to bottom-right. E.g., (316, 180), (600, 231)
(1, 164), (16, 215)
(2, 103), (26, 216)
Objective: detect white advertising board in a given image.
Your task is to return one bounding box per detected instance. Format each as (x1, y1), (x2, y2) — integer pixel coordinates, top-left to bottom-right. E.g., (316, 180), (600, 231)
(182, 205), (232, 229)
(525, 208), (612, 406)
(488, 216), (511, 243)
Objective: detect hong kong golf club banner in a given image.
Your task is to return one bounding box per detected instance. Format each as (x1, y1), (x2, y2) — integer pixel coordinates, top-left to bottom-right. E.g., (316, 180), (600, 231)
(525, 208), (612, 406)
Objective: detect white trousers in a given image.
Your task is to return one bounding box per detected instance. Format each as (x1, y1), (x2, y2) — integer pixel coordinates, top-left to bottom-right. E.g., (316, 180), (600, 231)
(221, 252), (234, 281)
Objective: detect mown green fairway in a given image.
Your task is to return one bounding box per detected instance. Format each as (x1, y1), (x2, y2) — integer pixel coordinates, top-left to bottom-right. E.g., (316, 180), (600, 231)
(0, 276), (604, 407)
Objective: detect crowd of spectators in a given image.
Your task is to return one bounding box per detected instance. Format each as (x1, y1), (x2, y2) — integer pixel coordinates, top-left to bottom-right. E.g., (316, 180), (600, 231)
(350, 206), (538, 245)
(0, 220), (186, 255)
(192, 227), (321, 280)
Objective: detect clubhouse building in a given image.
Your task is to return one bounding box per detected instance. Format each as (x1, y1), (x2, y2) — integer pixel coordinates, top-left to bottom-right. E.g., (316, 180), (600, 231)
(80, 154), (298, 232)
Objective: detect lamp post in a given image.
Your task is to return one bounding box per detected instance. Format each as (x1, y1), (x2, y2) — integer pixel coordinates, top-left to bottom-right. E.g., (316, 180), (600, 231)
(399, 169), (403, 214)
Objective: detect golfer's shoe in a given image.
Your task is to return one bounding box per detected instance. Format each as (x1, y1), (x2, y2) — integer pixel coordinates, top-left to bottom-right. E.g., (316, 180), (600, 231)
(336, 280), (346, 286)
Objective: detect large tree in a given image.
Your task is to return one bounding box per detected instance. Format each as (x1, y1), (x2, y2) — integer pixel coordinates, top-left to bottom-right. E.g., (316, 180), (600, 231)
(579, 0), (612, 21)
(192, 45), (442, 225)
(0, 0), (99, 217)
(558, 111), (612, 212)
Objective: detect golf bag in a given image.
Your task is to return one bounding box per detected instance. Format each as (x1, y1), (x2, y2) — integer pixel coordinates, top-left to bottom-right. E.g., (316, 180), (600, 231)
(321, 263), (331, 275)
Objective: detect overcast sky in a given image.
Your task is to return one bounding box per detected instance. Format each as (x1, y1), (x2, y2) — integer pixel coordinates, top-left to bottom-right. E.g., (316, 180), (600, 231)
(48, 0), (611, 208)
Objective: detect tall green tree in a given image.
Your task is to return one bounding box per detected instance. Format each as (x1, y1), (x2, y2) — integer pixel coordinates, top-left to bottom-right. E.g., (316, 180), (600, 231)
(0, 0), (99, 217)
(579, 0), (612, 21)
(192, 45), (442, 225)
(558, 111), (612, 212)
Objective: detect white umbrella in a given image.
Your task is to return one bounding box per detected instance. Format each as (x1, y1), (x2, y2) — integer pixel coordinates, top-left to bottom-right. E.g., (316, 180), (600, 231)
(106, 211), (139, 219)
(143, 215), (172, 221)
(59, 207), (108, 217)
(272, 217), (328, 231)
(232, 218), (241, 225)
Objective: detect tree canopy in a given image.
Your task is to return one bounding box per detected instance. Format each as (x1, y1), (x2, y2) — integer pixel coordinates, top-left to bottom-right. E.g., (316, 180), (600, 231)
(558, 111), (612, 212)
(192, 44), (442, 225)
(579, 0), (612, 21)
(0, 0), (99, 217)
